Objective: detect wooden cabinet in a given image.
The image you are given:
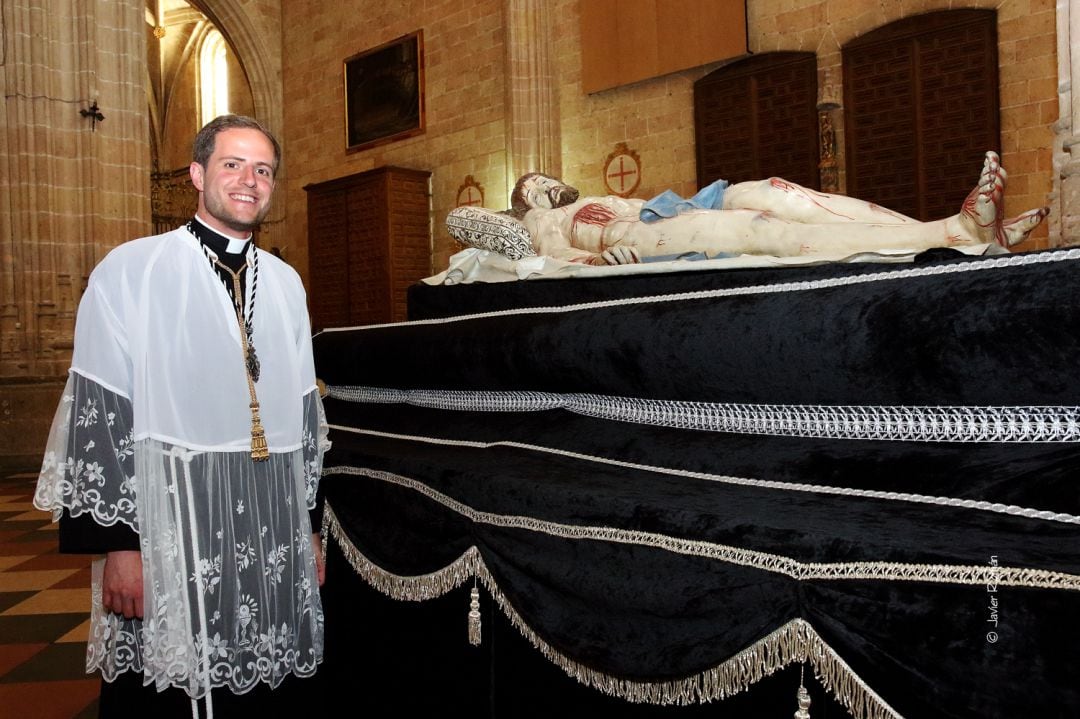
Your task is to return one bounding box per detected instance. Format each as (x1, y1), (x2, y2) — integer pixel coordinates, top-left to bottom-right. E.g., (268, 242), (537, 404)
(304, 166), (431, 330)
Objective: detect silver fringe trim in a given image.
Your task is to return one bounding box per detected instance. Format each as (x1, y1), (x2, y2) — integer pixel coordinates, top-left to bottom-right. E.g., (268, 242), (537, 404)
(329, 386), (1080, 444)
(324, 503), (903, 718)
(323, 465), (1080, 591)
(326, 426), (1080, 526)
(319, 248), (1080, 332)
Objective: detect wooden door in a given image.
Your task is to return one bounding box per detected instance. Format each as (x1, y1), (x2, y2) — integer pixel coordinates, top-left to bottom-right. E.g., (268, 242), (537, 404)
(843, 10), (999, 221)
(695, 52), (819, 190)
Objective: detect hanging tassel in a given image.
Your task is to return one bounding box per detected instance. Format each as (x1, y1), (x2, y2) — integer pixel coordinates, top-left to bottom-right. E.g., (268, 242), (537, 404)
(793, 663), (811, 719)
(468, 585), (481, 646)
(245, 342), (261, 383)
(249, 401), (270, 461)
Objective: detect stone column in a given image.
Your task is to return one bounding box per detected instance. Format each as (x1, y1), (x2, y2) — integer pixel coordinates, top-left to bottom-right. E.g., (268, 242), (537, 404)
(504, 0), (561, 194)
(1, 0), (149, 378)
(0, 0), (149, 464)
(1056, 0), (1080, 245)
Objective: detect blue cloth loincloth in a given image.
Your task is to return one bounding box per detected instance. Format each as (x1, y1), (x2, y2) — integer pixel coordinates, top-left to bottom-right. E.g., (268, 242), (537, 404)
(639, 178), (729, 224)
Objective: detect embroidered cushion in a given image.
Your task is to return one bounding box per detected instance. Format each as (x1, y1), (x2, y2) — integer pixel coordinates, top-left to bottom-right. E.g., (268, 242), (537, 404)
(446, 207), (535, 260)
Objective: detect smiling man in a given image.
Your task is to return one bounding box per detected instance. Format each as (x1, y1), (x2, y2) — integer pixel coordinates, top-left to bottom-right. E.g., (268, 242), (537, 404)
(190, 118), (276, 233)
(34, 115), (328, 716)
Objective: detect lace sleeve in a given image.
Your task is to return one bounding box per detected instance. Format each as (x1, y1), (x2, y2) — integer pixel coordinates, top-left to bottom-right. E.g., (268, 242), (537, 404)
(302, 388), (330, 511)
(35, 372), (139, 532)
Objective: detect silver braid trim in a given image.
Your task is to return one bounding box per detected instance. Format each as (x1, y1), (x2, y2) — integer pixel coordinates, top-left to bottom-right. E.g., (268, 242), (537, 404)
(322, 466), (1080, 590)
(325, 502), (903, 717)
(329, 385), (1080, 444)
(319, 248), (1080, 332)
(328, 426), (1080, 525)
(331, 386), (564, 413)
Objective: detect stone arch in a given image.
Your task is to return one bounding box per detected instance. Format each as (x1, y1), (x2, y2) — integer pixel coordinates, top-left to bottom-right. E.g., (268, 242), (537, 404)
(186, 0), (282, 138)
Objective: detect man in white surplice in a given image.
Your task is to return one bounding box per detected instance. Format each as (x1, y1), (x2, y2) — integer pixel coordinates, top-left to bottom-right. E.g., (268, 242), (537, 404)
(34, 115), (328, 713)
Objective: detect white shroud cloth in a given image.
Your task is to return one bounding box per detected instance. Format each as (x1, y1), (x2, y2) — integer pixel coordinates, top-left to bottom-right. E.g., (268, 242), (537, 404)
(34, 226), (327, 698)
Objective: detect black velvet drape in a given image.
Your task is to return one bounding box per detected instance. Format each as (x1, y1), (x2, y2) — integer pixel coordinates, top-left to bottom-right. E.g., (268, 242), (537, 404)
(316, 248), (1080, 718)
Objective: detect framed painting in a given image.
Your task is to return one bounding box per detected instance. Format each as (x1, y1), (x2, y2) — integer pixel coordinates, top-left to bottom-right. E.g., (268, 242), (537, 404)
(344, 30), (425, 152)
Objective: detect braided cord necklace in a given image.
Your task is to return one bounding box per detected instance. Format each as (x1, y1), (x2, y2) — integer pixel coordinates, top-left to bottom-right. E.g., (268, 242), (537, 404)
(188, 221), (268, 461)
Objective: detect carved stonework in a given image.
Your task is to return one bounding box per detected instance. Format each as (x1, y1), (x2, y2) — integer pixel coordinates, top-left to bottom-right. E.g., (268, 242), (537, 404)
(818, 111), (839, 193)
(152, 169), (199, 235)
(1054, 0), (1080, 246)
(1062, 144), (1080, 246)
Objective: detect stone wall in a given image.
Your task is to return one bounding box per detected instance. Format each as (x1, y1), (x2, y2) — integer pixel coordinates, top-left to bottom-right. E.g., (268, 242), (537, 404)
(560, 0), (1061, 250)
(551, 0), (1058, 251)
(281, 0), (508, 280)
(279, 0), (1061, 283)
(0, 0), (150, 463)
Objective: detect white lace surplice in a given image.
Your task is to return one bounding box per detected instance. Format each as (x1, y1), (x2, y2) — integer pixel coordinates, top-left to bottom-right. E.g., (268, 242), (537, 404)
(34, 228), (326, 698)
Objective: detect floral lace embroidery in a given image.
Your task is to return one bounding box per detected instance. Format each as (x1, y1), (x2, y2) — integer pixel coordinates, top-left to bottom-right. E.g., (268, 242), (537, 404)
(37, 377), (328, 698)
(35, 376), (139, 531)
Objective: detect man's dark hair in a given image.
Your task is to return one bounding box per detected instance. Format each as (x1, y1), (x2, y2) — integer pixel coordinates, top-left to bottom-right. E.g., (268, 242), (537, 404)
(192, 114), (281, 173)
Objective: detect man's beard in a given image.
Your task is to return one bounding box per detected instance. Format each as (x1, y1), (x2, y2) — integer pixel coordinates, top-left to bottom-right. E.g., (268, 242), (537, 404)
(220, 214), (265, 233)
(205, 194), (269, 233)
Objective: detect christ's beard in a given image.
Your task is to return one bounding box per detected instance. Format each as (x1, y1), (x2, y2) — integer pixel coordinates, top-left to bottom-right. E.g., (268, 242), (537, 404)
(551, 186), (579, 208)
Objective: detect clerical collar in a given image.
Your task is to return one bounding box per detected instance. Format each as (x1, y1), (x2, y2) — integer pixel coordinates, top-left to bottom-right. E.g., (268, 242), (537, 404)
(186, 215), (251, 296)
(188, 215), (251, 258)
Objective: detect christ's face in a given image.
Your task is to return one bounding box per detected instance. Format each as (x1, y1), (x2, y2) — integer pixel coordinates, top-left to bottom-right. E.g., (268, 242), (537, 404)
(521, 174), (579, 210)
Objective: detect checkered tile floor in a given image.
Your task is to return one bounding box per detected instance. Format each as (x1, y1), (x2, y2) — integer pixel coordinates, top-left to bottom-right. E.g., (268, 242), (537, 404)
(0, 470), (99, 718)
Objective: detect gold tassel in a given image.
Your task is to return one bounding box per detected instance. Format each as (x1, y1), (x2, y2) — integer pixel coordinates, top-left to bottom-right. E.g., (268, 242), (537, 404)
(249, 401), (270, 461)
(216, 258), (270, 463)
(468, 585), (481, 646)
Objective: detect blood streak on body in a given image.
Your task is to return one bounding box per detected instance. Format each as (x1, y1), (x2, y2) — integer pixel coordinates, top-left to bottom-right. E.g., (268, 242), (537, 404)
(572, 202), (619, 246)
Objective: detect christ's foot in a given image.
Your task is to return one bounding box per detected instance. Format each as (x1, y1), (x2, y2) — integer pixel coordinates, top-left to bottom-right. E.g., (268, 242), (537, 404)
(957, 151), (1006, 245)
(1002, 207), (1050, 247)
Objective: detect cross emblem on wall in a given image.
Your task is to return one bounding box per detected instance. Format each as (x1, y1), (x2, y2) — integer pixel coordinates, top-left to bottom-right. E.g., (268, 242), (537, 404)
(603, 142), (641, 197)
(456, 175), (485, 207)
